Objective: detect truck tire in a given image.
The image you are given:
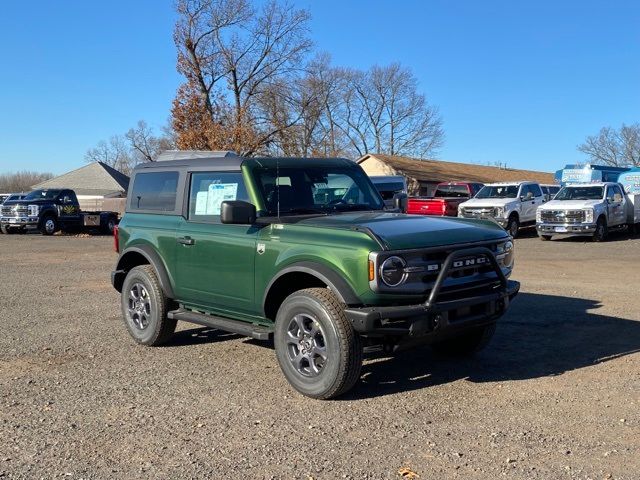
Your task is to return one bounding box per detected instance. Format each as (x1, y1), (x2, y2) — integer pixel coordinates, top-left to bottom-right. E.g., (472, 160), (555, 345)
(506, 215), (519, 238)
(101, 215), (117, 235)
(121, 265), (176, 346)
(0, 225), (9, 234)
(39, 215), (58, 235)
(432, 323), (496, 357)
(274, 288), (363, 399)
(592, 217), (608, 242)
(539, 234), (552, 241)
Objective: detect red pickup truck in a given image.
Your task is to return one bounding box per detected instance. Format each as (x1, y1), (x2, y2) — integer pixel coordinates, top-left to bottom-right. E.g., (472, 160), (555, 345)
(407, 182), (484, 216)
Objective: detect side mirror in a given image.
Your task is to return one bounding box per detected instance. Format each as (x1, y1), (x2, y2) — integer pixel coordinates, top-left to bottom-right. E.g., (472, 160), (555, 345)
(519, 196), (525, 202)
(221, 200), (256, 224)
(393, 193), (408, 212)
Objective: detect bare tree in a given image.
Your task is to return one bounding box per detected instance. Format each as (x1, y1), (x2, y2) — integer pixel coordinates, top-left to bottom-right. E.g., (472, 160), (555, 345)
(85, 121), (175, 174)
(173, 0), (312, 155)
(578, 123), (640, 167)
(0, 171), (53, 193)
(335, 63), (444, 159)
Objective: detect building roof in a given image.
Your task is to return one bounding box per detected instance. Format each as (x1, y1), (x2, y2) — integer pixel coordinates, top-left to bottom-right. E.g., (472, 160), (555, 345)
(358, 154), (556, 185)
(31, 162), (129, 196)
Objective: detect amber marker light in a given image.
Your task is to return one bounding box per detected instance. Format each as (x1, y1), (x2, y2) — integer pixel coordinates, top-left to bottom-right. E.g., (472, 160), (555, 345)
(368, 259), (375, 281)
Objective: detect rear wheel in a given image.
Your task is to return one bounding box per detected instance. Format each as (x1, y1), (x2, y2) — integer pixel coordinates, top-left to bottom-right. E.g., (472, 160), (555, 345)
(101, 215), (117, 235)
(432, 324), (496, 357)
(592, 217), (608, 242)
(121, 265), (176, 346)
(506, 215), (519, 238)
(274, 288), (363, 399)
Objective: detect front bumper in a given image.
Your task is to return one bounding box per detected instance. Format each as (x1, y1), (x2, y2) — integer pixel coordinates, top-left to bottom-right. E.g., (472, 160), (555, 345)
(459, 213), (508, 227)
(536, 222), (596, 236)
(0, 216), (38, 227)
(345, 246), (520, 338)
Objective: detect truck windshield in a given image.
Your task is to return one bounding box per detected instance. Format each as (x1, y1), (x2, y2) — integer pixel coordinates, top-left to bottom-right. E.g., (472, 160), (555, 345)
(373, 182), (405, 200)
(434, 185), (469, 198)
(23, 189), (62, 200)
(475, 185), (518, 199)
(554, 186), (604, 200)
(253, 166), (384, 215)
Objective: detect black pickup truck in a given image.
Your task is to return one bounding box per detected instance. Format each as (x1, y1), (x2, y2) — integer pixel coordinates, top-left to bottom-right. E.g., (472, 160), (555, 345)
(0, 188), (119, 235)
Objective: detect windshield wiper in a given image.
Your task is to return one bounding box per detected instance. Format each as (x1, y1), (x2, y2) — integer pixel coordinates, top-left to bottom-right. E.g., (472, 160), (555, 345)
(278, 207), (328, 215)
(330, 203), (375, 212)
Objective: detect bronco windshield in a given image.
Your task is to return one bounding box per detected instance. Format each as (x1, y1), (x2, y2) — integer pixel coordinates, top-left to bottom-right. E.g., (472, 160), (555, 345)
(253, 165), (384, 215)
(475, 185), (519, 199)
(23, 189), (62, 200)
(554, 186), (604, 200)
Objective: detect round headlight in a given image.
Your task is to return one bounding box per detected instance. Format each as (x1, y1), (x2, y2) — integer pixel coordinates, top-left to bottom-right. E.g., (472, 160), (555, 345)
(380, 256), (407, 287)
(502, 240), (514, 269)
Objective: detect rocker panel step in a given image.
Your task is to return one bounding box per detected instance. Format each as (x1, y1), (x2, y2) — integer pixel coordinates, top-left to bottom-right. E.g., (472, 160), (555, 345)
(168, 308), (273, 340)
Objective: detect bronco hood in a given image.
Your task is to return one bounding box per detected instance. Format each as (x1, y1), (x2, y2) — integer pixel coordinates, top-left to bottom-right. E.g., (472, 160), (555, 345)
(294, 212), (508, 250)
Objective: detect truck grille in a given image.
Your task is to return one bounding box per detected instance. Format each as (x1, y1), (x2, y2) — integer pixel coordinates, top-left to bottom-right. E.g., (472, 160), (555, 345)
(461, 207), (494, 218)
(540, 210), (585, 224)
(1, 204), (27, 216)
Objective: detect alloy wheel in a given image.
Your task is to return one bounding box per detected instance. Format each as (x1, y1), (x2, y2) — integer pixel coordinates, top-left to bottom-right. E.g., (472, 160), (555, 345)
(128, 283), (151, 330)
(285, 313), (327, 377)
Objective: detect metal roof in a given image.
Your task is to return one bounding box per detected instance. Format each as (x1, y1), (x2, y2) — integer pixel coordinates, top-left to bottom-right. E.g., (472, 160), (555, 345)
(133, 155), (354, 171)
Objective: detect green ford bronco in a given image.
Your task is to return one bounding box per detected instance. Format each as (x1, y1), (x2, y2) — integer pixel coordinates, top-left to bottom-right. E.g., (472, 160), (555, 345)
(111, 153), (519, 399)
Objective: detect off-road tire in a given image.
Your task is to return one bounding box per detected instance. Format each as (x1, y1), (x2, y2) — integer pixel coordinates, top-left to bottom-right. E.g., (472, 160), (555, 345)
(39, 215), (58, 235)
(121, 265), (176, 346)
(432, 323), (496, 357)
(274, 288), (363, 399)
(506, 215), (519, 238)
(539, 234), (552, 241)
(592, 217), (608, 242)
(0, 225), (11, 234)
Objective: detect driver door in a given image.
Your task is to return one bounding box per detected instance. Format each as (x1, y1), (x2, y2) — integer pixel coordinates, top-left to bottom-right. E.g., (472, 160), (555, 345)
(606, 185), (626, 226)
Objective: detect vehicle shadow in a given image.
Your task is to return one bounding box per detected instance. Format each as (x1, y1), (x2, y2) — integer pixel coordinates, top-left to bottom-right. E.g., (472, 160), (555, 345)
(342, 292), (640, 400)
(167, 327), (242, 346)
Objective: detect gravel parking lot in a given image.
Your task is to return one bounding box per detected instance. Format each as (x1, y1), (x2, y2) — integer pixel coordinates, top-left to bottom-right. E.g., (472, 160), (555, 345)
(1, 231), (639, 479)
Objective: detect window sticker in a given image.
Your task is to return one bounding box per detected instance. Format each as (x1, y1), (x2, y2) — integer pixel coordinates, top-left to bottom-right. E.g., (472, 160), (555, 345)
(194, 183), (238, 215)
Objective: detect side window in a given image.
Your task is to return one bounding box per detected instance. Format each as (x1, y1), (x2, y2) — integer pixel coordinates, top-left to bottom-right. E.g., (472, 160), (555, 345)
(130, 171), (179, 211)
(519, 185), (532, 199)
(530, 184), (543, 197)
(612, 185), (624, 203)
(605, 186), (615, 202)
(188, 171), (249, 222)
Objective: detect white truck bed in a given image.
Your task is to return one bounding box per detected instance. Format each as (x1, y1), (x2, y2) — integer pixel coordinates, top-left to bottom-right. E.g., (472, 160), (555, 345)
(627, 193), (640, 224)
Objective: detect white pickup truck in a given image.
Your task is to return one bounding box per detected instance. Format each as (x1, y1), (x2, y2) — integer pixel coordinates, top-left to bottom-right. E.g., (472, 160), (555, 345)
(536, 182), (628, 241)
(458, 181), (546, 237)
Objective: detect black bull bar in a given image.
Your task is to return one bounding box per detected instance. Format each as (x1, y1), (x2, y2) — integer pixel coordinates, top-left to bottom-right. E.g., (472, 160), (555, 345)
(344, 247), (520, 336)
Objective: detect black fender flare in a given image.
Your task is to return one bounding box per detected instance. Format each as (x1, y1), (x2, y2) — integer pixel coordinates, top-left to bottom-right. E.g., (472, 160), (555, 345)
(262, 261), (361, 314)
(114, 245), (175, 298)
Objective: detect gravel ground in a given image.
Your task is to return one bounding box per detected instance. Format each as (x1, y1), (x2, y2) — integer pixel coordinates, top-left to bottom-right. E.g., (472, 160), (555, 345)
(1, 230), (639, 479)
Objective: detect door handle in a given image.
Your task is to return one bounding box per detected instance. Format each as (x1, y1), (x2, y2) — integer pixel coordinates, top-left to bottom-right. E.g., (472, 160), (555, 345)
(178, 236), (195, 246)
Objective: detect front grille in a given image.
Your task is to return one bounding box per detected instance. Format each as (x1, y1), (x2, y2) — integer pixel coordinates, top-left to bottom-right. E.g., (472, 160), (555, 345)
(540, 210), (585, 224)
(1, 205), (27, 216)
(461, 207), (494, 218)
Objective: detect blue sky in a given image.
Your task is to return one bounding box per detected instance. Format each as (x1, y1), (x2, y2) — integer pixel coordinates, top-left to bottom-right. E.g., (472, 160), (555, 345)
(0, 0), (638, 175)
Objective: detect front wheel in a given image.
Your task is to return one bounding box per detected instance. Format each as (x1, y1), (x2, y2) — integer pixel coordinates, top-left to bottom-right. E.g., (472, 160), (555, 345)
(274, 288), (363, 399)
(39, 216), (58, 235)
(121, 265), (176, 346)
(432, 324), (496, 357)
(506, 216), (519, 238)
(592, 217), (608, 242)
(539, 234), (552, 241)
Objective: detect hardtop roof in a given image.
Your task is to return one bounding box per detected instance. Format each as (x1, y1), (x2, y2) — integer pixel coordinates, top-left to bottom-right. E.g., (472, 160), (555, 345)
(132, 156), (355, 171)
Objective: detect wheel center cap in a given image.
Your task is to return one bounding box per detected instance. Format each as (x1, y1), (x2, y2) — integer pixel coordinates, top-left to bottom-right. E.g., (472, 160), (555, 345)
(299, 338), (312, 354)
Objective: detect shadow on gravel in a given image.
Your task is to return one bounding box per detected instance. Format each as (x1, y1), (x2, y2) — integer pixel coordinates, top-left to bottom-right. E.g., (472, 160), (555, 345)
(344, 292), (640, 400)
(167, 327), (242, 346)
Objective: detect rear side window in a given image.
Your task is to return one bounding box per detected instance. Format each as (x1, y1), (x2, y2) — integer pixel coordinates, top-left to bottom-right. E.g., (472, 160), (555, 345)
(130, 171), (179, 211)
(188, 171), (249, 222)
